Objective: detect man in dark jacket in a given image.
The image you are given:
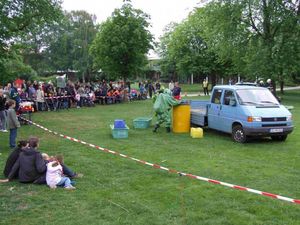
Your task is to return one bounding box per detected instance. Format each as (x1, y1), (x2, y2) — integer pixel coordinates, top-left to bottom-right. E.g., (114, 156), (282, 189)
(0, 89), (7, 131)
(8, 137), (47, 184)
(3, 140), (28, 178)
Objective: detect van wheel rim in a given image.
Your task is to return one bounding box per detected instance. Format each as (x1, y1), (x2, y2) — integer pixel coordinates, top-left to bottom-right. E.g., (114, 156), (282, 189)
(235, 130), (244, 141)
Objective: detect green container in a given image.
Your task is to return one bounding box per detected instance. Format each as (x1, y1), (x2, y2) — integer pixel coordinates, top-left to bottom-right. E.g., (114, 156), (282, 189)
(110, 125), (129, 139)
(133, 117), (152, 129)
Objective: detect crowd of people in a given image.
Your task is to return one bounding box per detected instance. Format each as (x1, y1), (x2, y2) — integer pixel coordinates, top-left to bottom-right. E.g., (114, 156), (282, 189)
(0, 78), (182, 149)
(0, 137), (82, 189)
(0, 79), (174, 113)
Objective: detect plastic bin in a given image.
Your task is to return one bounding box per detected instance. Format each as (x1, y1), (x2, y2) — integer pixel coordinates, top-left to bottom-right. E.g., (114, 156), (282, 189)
(110, 124), (129, 139)
(114, 119), (126, 128)
(133, 117), (152, 129)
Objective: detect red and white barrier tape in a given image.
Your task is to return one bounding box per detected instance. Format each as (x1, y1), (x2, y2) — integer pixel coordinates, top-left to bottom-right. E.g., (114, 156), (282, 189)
(20, 117), (300, 205)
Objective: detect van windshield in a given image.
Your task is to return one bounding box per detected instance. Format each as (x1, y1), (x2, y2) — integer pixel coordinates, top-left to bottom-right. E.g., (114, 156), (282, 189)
(236, 89), (279, 106)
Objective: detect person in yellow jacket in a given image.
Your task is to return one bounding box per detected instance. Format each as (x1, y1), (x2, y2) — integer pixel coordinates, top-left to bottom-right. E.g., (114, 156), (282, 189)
(202, 79), (209, 96)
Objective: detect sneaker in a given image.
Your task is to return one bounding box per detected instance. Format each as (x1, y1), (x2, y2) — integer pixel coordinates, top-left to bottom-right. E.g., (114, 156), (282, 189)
(65, 185), (76, 190)
(2, 130), (8, 132)
(49, 185), (57, 189)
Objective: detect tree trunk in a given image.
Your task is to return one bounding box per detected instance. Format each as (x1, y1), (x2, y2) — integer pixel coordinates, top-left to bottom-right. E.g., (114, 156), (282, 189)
(82, 72), (85, 83)
(211, 73), (217, 88)
(271, 80), (276, 96)
(280, 80), (284, 94)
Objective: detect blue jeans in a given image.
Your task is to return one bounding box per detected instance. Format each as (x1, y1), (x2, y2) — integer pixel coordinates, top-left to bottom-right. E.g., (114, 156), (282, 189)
(9, 128), (17, 148)
(57, 177), (72, 187)
(62, 164), (76, 178)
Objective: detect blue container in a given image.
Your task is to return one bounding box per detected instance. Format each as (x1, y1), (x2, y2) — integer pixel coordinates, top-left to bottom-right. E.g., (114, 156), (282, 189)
(114, 119), (126, 128)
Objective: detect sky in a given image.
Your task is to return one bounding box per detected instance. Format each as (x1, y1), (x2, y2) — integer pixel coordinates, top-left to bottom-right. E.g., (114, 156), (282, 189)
(62, 0), (205, 40)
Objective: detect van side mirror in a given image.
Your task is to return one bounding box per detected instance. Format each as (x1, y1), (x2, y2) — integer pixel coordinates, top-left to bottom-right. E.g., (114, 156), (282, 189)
(229, 99), (237, 106)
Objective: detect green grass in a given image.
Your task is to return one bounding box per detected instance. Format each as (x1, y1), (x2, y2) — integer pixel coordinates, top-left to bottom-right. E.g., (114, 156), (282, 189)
(0, 92), (300, 225)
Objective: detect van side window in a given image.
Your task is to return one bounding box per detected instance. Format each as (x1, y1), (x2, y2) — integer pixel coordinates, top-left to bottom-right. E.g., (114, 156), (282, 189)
(223, 90), (236, 105)
(212, 89), (222, 104)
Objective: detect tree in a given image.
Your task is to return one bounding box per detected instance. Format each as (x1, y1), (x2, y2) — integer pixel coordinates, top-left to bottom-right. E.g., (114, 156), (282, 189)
(47, 10), (97, 81)
(90, 1), (154, 80)
(0, 0), (63, 83)
(158, 9), (229, 85)
(201, 0), (300, 92)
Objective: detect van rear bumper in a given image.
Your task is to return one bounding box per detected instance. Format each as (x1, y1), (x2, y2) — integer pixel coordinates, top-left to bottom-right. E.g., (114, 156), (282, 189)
(243, 125), (294, 136)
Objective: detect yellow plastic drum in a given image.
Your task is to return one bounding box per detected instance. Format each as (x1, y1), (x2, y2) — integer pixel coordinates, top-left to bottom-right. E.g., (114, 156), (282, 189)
(172, 103), (191, 133)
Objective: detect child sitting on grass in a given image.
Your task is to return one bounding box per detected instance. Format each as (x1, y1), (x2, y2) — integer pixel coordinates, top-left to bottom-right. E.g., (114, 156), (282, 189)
(46, 155), (76, 190)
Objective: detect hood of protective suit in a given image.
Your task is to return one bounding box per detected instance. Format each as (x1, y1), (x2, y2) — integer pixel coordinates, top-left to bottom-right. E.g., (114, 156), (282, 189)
(153, 92), (180, 113)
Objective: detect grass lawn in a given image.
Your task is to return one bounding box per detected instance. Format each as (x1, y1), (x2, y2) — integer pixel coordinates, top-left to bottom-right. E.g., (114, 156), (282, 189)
(0, 91), (299, 225)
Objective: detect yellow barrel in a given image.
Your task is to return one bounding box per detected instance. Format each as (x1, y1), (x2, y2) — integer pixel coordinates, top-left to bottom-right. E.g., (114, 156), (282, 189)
(172, 103), (191, 133)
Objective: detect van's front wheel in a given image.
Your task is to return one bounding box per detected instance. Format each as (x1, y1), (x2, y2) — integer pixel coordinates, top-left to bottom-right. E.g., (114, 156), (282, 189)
(232, 125), (247, 143)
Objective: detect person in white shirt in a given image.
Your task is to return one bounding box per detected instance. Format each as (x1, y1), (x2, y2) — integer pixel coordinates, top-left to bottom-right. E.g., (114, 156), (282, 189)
(46, 158), (75, 190)
(36, 85), (45, 111)
(168, 80), (174, 91)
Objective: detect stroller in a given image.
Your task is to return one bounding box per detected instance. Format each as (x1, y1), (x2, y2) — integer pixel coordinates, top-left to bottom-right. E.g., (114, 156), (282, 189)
(130, 89), (139, 101)
(18, 101), (34, 125)
(83, 92), (95, 107)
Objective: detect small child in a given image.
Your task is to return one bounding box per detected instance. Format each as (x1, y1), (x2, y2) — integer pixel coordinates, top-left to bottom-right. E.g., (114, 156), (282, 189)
(46, 155), (76, 190)
(7, 100), (20, 149)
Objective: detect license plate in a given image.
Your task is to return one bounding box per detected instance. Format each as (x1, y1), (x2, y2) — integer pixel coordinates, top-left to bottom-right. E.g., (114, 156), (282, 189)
(270, 128), (283, 133)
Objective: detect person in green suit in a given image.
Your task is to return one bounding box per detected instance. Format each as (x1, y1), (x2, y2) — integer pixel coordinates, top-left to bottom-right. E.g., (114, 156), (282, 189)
(153, 89), (180, 133)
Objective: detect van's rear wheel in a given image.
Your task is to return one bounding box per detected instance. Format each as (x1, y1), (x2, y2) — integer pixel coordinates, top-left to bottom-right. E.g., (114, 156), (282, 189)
(232, 125), (247, 143)
(271, 135), (287, 141)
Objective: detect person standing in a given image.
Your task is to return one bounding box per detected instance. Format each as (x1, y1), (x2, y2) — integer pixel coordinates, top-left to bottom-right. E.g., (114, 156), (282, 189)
(36, 85), (45, 111)
(10, 83), (21, 110)
(155, 81), (161, 91)
(148, 82), (154, 99)
(0, 89), (7, 132)
(153, 89), (181, 133)
(202, 79), (209, 96)
(168, 80), (174, 91)
(7, 100), (20, 149)
(172, 82), (181, 100)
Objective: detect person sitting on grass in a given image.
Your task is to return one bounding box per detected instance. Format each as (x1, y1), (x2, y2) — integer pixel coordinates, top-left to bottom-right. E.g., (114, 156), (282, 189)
(3, 140), (28, 178)
(6, 137), (47, 184)
(46, 155), (76, 190)
(42, 153), (82, 179)
(0, 138), (83, 184)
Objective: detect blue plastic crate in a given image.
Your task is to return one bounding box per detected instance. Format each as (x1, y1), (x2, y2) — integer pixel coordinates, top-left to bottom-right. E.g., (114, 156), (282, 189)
(133, 117), (152, 129)
(110, 124), (129, 139)
(114, 119), (126, 128)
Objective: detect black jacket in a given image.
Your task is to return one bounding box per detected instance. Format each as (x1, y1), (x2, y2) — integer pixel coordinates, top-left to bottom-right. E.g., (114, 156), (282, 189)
(3, 147), (22, 178)
(0, 96), (6, 111)
(8, 148), (47, 183)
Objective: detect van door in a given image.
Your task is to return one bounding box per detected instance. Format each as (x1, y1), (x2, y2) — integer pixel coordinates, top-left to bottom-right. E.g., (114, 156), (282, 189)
(219, 90), (237, 133)
(208, 88), (223, 131)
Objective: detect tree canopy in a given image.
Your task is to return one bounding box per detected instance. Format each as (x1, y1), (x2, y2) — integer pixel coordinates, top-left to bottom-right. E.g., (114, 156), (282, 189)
(0, 0), (62, 83)
(159, 0), (300, 87)
(90, 2), (154, 80)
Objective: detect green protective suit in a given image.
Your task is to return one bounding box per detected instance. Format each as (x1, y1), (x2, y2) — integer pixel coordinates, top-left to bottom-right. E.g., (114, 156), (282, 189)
(153, 89), (180, 127)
